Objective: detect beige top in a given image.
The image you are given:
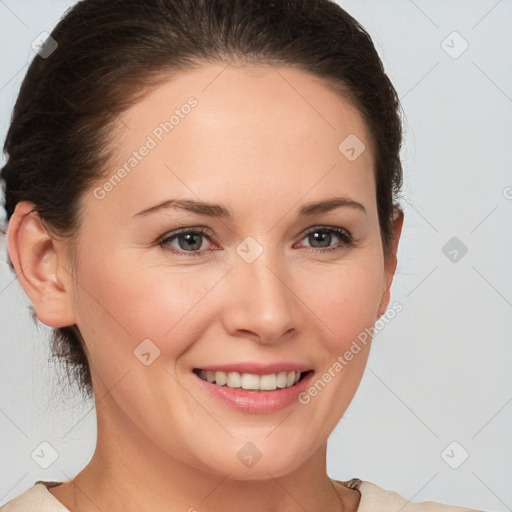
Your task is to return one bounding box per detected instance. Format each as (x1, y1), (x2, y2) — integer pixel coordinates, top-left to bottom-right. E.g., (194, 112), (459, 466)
(0, 479), (484, 511)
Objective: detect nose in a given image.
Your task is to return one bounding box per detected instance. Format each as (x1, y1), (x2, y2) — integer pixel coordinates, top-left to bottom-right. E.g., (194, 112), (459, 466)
(221, 248), (299, 345)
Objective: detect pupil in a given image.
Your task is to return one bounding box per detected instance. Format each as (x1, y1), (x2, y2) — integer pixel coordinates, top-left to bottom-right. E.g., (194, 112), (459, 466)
(310, 231), (331, 248)
(179, 233), (202, 251)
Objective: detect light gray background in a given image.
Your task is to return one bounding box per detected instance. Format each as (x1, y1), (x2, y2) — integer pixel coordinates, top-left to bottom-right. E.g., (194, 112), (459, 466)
(0, 1), (511, 510)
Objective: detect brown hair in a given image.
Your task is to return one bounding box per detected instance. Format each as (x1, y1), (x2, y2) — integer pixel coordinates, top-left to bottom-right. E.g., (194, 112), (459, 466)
(1, 0), (404, 400)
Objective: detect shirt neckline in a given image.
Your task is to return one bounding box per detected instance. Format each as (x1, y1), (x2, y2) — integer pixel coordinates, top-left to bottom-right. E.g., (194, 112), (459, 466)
(35, 479), (368, 512)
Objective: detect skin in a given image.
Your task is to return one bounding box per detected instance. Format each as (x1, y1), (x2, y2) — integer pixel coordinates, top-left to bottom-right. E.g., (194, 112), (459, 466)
(8, 63), (403, 512)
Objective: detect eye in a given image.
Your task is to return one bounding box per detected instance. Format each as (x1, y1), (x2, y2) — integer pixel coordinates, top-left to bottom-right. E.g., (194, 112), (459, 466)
(296, 226), (354, 252)
(159, 227), (216, 257)
(159, 225), (354, 257)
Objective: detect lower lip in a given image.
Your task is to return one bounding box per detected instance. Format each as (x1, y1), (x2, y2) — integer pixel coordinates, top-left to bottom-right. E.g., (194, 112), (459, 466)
(193, 371), (315, 414)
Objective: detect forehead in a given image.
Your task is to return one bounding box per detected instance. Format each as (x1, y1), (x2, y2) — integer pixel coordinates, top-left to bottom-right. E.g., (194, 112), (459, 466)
(92, 64), (375, 219)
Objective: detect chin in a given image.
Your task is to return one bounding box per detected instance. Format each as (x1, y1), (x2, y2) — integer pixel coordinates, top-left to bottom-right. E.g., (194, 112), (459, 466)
(189, 436), (315, 481)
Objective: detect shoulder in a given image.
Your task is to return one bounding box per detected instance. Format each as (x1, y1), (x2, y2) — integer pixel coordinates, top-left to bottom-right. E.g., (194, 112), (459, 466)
(0, 482), (69, 512)
(335, 479), (484, 512)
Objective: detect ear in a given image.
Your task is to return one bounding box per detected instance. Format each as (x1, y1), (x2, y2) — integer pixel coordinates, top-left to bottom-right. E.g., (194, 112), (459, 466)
(6, 201), (77, 328)
(377, 207), (404, 318)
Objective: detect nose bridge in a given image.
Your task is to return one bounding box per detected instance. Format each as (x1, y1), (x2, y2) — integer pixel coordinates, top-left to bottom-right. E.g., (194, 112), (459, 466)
(224, 242), (297, 342)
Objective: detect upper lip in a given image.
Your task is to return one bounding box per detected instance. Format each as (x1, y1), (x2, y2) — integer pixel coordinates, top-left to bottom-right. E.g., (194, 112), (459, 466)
(194, 362), (313, 375)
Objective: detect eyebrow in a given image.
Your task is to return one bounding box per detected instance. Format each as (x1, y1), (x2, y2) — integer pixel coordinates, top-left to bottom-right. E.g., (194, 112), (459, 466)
(133, 196), (366, 218)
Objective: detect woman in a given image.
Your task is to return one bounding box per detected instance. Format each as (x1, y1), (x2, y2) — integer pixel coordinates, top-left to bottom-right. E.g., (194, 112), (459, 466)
(0, 0), (483, 510)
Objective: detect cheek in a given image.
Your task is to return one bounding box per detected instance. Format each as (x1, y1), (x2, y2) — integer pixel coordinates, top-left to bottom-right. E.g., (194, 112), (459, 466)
(72, 257), (222, 366)
(289, 258), (383, 424)
(297, 258), (383, 346)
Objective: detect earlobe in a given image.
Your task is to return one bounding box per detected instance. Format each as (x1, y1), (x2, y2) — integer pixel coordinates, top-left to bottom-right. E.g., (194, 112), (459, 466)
(6, 201), (77, 328)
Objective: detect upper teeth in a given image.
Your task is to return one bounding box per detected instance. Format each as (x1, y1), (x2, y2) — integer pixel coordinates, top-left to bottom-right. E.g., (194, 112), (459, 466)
(198, 370), (301, 390)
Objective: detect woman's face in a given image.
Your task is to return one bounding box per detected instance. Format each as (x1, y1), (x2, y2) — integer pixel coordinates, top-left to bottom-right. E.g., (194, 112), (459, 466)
(49, 64), (401, 478)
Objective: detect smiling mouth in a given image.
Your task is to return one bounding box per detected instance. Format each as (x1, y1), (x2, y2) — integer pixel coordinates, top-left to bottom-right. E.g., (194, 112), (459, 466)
(193, 369), (313, 391)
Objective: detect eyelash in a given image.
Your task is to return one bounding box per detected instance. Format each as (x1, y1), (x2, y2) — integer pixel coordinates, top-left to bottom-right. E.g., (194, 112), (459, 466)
(158, 226), (354, 257)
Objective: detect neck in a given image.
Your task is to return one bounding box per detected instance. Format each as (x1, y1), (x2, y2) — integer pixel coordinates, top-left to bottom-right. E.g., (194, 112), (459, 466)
(55, 393), (359, 512)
